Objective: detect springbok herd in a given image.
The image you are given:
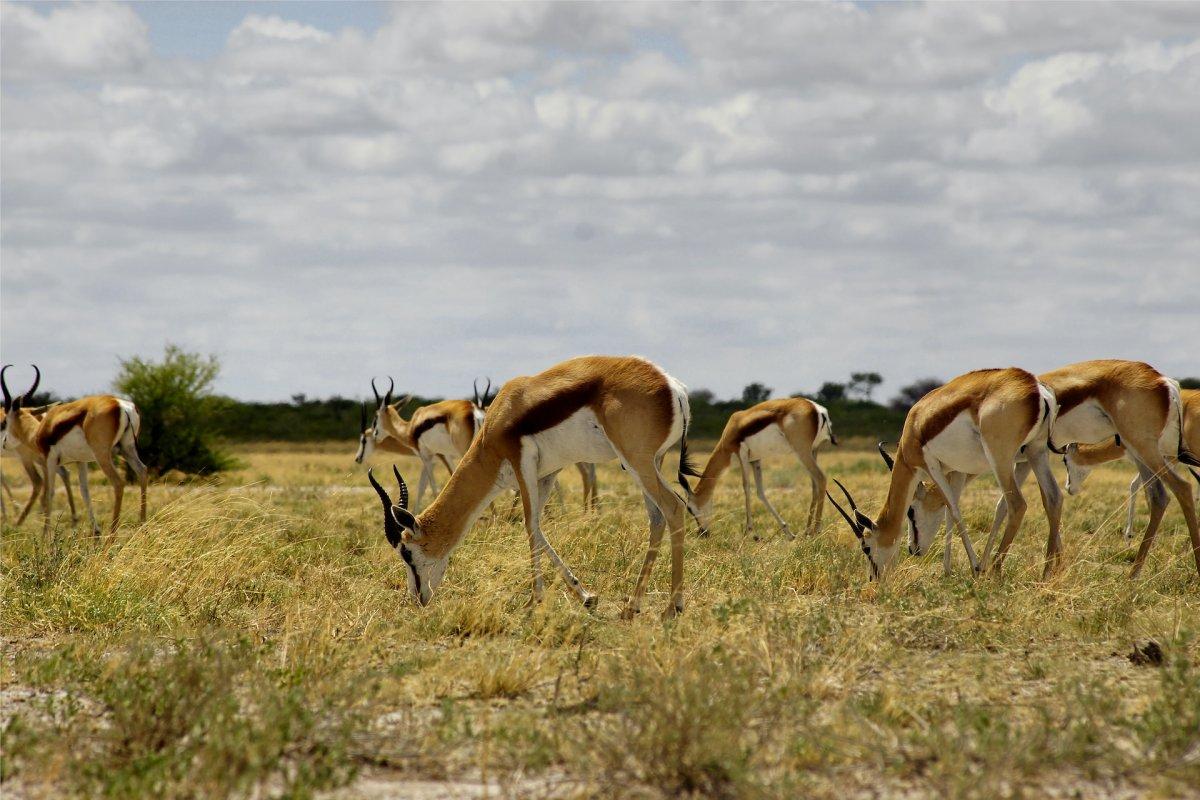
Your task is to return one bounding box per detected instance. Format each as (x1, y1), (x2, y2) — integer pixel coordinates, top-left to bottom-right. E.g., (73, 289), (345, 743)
(2, 357), (1198, 619)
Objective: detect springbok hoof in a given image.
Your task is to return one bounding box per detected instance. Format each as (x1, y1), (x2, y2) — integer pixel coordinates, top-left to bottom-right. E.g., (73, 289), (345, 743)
(582, 594), (598, 611)
(661, 601), (683, 620)
(619, 604), (639, 621)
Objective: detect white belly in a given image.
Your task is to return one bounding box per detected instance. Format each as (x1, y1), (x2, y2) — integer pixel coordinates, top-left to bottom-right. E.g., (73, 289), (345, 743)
(417, 424), (459, 460)
(1053, 399), (1118, 446)
(53, 428), (97, 464)
(923, 411), (992, 475)
(742, 424), (792, 460)
(528, 408), (616, 478)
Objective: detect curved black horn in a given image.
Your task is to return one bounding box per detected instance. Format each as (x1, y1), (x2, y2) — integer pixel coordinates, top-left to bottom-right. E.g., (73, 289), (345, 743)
(384, 376), (394, 407)
(367, 468), (392, 509)
(877, 441), (895, 472)
(825, 489), (863, 537)
(393, 464), (410, 509)
(371, 377), (382, 406)
(833, 478), (860, 511)
(484, 377), (493, 404)
(1, 364), (12, 411)
(23, 364), (40, 404)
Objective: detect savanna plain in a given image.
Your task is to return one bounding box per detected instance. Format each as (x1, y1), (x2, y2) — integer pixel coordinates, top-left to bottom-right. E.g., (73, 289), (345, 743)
(1, 441), (1197, 800)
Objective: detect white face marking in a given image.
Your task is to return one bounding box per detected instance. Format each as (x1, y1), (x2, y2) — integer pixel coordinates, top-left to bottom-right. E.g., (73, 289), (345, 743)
(355, 432), (373, 464)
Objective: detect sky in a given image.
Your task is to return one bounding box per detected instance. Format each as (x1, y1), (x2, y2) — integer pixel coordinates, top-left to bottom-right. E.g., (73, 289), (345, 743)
(2, 1), (1198, 403)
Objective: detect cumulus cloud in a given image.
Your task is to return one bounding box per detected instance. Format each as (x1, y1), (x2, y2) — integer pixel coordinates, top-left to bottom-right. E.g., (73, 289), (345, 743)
(1, 1), (1198, 400)
(1, 1), (149, 78)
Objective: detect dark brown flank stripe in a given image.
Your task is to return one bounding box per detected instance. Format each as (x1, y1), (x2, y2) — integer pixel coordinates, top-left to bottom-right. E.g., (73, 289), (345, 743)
(510, 379), (601, 438)
(410, 414), (448, 444)
(1050, 383), (1093, 418)
(37, 407), (88, 450)
(912, 394), (975, 444)
(734, 411), (779, 446)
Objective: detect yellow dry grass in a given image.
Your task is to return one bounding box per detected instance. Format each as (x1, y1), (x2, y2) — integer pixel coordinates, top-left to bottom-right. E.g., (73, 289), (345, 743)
(1, 442), (1197, 799)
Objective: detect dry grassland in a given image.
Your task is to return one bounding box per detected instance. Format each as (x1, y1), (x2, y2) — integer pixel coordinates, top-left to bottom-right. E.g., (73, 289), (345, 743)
(1, 441), (1198, 799)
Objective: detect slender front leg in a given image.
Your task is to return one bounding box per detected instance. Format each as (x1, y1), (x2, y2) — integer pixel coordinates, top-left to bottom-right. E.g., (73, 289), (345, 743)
(736, 453), (755, 539)
(42, 452), (59, 536)
(414, 456), (432, 511)
(518, 452), (593, 608)
(925, 461), (980, 574)
(58, 466), (79, 524)
(751, 461), (793, 539)
(15, 462), (43, 526)
(76, 463), (100, 536)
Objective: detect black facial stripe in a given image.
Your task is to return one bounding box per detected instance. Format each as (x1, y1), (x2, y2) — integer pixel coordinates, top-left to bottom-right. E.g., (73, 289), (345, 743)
(400, 544), (422, 598)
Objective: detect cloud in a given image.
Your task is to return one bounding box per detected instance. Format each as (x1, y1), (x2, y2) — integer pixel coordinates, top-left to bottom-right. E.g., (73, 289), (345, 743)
(2, 1), (1199, 401)
(1, 1), (149, 79)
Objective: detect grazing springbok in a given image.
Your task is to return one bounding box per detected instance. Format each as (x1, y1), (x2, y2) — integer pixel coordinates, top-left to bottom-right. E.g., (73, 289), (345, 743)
(0, 365), (148, 538)
(358, 377), (476, 510)
(692, 397), (834, 539)
(828, 368), (1062, 579)
(2, 368), (80, 526)
(904, 362), (1200, 579)
(366, 355), (699, 618)
(1062, 388), (1200, 541)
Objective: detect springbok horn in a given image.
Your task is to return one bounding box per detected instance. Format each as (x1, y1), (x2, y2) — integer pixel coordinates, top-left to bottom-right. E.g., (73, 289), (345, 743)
(877, 441), (895, 472)
(1, 364), (11, 411)
(367, 468), (392, 509)
(825, 490), (862, 537)
(24, 364), (40, 404)
(484, 377), (492, 402)
(384, 376), (394, 407)
(371, 377), (381, 407)
(833, 478), (861, 511)
(393, 464), (410, 509)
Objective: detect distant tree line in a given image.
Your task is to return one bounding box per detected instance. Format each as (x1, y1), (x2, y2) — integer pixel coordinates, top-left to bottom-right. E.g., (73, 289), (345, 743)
(26, 344), (1200, 474)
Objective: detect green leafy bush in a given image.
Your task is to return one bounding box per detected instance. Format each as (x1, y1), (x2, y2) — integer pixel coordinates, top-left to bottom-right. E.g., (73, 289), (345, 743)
(113, 345), (233, 475)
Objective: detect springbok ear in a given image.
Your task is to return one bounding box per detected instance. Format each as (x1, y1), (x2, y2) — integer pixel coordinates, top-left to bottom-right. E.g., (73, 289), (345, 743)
(914, 482), (927, 500)
(390, 506), (417, 531)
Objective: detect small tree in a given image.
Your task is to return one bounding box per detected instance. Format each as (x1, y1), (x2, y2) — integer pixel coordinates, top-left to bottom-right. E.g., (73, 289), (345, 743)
(741, 383), (772, 404)
(114, 345), (232, 475)
(815, 382), (847, 404)
(1179, 377), (1200, 390)
(689, 389), (715, 406)
(889, 378), (943, 413)
(847, 371), (883, 402)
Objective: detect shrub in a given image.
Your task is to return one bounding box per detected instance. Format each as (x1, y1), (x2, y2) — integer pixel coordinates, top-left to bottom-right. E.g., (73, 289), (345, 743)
(113, 344), (233, 475)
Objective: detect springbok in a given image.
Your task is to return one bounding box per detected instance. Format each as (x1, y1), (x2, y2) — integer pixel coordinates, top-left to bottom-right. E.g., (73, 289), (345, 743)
(2, 369), (80, 526)
(1062, 388), (1200, 541)
(901, 362), (1200, 579)
(692, 397), (833, 539)
(366, 355), (699, 618)
(828, 368), (1063, 579)
(358, 377), (476, 510)
(0, 365), (148, 538)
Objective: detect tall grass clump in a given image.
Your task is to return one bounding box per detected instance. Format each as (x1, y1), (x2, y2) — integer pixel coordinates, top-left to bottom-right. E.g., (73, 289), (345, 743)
(4, 636), (363, 799)
(114, 344), (234, 475)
